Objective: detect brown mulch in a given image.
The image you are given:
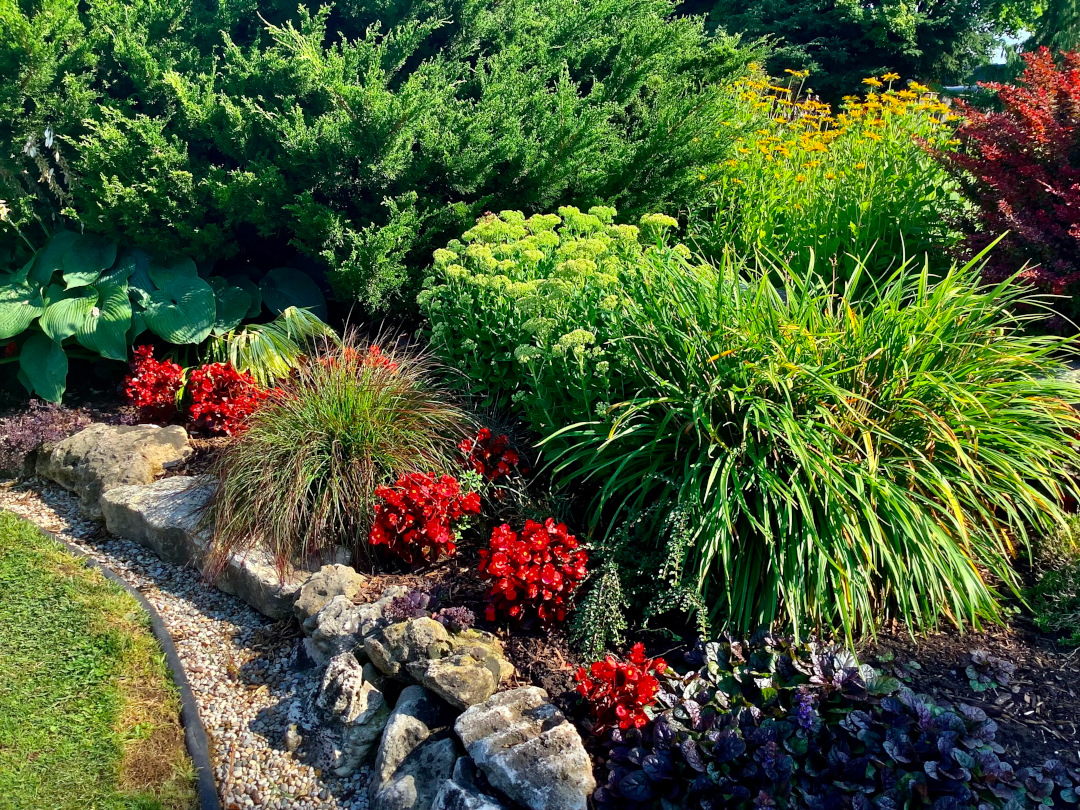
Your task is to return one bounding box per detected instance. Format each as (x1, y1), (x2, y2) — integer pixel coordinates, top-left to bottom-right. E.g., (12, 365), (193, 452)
(859, 620), (1080, 768)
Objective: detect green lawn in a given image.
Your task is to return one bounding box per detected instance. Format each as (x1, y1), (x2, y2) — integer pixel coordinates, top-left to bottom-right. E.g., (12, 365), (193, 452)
(0, 511), (196, 810)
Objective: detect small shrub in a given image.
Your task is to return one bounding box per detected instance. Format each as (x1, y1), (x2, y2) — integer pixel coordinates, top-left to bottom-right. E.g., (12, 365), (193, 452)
(207, 338), (469, 573)
(434, 606), (476, 633)
(369, 472), (480, 566)
(584, 635), (1080, 810)
(419, 205), (690, 434)
(548, 246), (1080, 638)
(187, 362), (269, 436)
(0, 401), (91, 475)
(1027, 535), (1080, 646)
(477, 518), (588, 626)
(938, 48), (1080, 324)
(575, 643), (668, 735)
(696, 70), (961, 278)
(384, 588), (441, 623)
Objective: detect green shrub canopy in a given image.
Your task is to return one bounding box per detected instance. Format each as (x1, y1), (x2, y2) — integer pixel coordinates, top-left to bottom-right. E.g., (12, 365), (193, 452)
(1, 0), (757, 311)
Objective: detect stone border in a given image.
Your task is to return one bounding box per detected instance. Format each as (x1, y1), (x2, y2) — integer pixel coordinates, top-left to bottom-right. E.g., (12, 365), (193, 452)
(40, 526), (223, 810)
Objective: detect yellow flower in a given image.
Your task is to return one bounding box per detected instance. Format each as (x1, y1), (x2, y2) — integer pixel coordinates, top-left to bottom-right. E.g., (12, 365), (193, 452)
(698, 173), (707, 181)
(825, 171), (837, 180)
(855, 162), (867, 170)
(795, 174), (807, 183)
(862, 77), (883, 88)
(863, 131), (882, 141)
(0, 199), (8, 222)
(784, 68), (810, 78)
(909, 81), (930, 93)
(882, 72), (901, 82)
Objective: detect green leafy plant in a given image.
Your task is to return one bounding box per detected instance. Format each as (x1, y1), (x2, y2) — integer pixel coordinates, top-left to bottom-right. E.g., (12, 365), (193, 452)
(419, 206), (689, 433)
(206, 336), (471, 574)
(1027, 519), (1080, 646)
(0, 230), (329, 401)
(546, 246), (1080, 640)
(1, 0), (758, 312)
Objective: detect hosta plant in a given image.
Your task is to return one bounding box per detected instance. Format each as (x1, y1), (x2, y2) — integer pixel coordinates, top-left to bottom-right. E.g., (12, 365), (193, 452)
(548, 246), (1080, 639)
(0, 230), (327, 400)
(206, 338), (470, 574)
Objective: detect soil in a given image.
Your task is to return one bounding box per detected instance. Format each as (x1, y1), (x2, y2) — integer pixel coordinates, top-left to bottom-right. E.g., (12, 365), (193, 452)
(859, 620), (1080, 768)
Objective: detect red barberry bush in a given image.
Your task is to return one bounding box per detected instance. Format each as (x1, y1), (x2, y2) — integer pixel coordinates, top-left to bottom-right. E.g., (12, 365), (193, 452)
(370, 472), (480, 565)
(574, 643), (667, 735)
(188, 362), (271, 435)
(940, 48), (1080, 316)
(459, 428), (523, 482)
(477, 518), (588, 625)
(124, 345), (184, 422)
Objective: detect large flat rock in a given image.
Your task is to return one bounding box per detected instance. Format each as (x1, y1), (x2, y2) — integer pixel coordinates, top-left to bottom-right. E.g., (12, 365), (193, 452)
(36, 423), (191, 519)
(100, 475), (214, 565)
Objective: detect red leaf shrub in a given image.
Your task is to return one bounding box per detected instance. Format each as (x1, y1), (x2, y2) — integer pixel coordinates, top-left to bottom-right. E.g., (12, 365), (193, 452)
(369, 472), (480, 565)
(574, 643), (667, 734)
(124, 345), (184, 422)
(477, 518), (588, 625)
(458, 428), (524, 481)
(188, 362), (271, 435)
(940, 48), (1080, 312)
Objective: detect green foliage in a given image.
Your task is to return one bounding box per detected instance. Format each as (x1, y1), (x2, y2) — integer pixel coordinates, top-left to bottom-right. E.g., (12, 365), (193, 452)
(204, 306), (338, 387)
(1027, 517), (1080, 646)
(0, 0), (758, 312)
(0, 512), (196, 810)
(206, 337), (470, 574)
(419, 206), (690, 433)
(687, 0), (1022, 102)
(0, 231), (311, 401)
(694, 72), (964, 278)
(544, 246), (1080, 639)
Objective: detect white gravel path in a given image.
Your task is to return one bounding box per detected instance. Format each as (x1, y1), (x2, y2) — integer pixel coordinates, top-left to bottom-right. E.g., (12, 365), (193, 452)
(0, 477), (371, 810)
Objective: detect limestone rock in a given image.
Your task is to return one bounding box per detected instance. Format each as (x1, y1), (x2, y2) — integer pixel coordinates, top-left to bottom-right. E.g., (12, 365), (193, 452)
(410, 630), (514, 710)
(296, 564), (367, 629)
(212, 544), (309, 620)
(304, 586), (411, 666)
(365, 617), (452, 678)
(100, 475), (214, 564)
(311, 652), (391, 776)
(431, 757), (509, 810)
(370, 685), (460, 810)
(36, 423), (191, 518)
(454, 686), (595, 810)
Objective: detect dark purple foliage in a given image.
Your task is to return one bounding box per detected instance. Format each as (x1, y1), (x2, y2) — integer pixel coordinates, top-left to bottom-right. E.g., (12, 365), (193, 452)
(384, 588), (441, 623)
(0, 401), (91, 476)
(435, 605), (475, 633)
(589, 634), (1080, 810)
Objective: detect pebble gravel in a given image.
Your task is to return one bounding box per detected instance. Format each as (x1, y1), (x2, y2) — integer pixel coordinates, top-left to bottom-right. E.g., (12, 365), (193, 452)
(0, 477), (371, 810)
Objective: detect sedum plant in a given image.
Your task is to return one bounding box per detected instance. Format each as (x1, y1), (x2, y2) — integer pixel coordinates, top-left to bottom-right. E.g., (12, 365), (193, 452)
(0, 230), (327, 401)
(418, 205), (688, 434)
(206, 337), (470, 574)
(547, 246), (1080, 640)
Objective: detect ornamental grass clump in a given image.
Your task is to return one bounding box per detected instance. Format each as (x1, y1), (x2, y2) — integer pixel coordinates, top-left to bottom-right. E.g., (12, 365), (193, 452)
(206, 338), (470, 574)
(549, 247), (1080, 640)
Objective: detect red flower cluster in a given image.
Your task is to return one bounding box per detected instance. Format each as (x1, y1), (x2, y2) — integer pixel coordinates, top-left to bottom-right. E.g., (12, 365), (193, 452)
(188, 362), (271, 435)
(363, 344), (399, 372)
(318, 344), (399, 373)
(459, 428), (522, 481)
(938, 48), (1080, 315)
(369, 472), (480, 565)
(125, 345), (184, 422)
(477, 518), (587, 625)
(574, 643), (667, 734)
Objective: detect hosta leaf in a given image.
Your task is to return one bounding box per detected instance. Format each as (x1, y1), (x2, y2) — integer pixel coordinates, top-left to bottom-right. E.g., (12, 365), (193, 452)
(148, 258), (198, 289)
(0, 281), (45, 340)
(228, 273), (262, 317)
(260, 267), (327, 320)
(208, 277), (251, 335)
(144, 275), (215, 344)
(39, 286), (98, 342)
(19, 332), (68, 402)
(128, 309), (147, 342)
(77, 281), (132, 360)
(123, 250), (155, 307)
(63, 234), (117, 289)
(32, 230), (80, 286)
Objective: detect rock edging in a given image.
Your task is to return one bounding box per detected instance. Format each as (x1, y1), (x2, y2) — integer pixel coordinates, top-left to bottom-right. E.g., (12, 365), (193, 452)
(38, 526), (222, 810)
